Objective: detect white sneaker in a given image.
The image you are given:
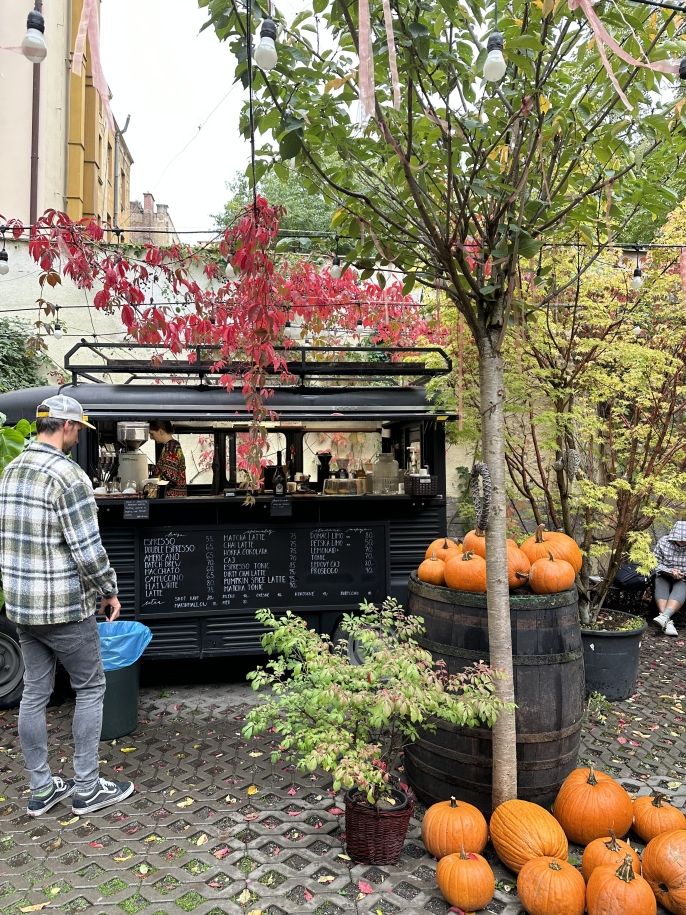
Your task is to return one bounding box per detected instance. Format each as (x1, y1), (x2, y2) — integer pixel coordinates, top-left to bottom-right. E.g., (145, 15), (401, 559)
(654, 614), (667, 630)
(665, 620), (678, 636)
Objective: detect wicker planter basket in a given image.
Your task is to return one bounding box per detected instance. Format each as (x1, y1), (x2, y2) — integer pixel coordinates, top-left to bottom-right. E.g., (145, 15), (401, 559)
(344, 787), (414, 864)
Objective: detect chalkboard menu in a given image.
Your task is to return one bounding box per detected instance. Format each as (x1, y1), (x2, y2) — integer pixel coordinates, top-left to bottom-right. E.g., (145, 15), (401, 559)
(139, 523), (388, 614)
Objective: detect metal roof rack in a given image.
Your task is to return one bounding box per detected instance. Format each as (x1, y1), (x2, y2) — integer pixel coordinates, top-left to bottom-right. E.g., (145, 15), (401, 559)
(63, 342), (452, 387)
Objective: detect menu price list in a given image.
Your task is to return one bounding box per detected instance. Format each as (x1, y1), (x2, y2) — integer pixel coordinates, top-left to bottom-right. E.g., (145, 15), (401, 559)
(139, 524), (387, 614)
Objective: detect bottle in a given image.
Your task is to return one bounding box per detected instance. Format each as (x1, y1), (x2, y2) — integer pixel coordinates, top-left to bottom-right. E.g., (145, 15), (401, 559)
(273, 450), (286, 496)
(288, 444), (296, 481)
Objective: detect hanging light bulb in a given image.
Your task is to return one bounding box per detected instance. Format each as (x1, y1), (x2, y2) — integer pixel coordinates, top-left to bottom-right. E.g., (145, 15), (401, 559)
(225, 261), (236, 280)
(330, 255), (343, 280)
(53, 322), (63, 339)
(483, 31), (507, 82)
(22, 7), (47, 64)
(631, 249), (643, 290)
(254, 18), (278, 72)
(0, 250), (8, 277)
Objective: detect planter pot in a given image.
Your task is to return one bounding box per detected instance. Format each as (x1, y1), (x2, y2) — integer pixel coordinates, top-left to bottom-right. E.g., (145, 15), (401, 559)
(344, 787), (414, 865)
(405, 576), (584, 813)
(581, 610), (647, 701)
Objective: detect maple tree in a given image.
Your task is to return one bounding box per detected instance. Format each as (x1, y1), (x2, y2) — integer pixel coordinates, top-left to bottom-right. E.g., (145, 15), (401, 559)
(2, 203), (438, 484)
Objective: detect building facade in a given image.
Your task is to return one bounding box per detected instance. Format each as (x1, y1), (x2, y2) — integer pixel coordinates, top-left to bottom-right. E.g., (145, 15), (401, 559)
(0, 0), (132, 229)
(128, 193), (180, 246)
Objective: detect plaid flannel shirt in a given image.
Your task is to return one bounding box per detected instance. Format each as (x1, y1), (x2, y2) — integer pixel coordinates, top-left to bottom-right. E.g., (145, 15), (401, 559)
(654, 520), (686, 577)
(0, 441), (117, 626)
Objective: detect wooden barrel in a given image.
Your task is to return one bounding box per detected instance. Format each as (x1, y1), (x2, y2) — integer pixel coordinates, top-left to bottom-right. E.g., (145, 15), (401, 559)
(405, 575), (584, 814)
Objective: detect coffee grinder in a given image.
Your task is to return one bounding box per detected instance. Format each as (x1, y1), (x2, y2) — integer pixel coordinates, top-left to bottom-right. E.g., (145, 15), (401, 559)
(116, 421), (150, 490)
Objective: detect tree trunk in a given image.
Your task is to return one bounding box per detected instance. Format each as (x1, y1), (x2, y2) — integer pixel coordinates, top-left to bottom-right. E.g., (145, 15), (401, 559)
(479, 333), (518, 809)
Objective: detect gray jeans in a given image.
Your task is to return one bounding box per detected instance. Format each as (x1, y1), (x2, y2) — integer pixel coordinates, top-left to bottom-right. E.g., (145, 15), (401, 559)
(16, 615), (105, 794)
(654, 573), (686, 610)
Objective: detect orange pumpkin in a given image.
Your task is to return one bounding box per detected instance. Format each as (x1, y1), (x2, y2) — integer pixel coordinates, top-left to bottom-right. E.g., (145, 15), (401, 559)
(553, 766), (633, 845)
(507, 543), (531, 590)
(436, 850), (495, 912)
(520, 524), (583, 573)
(417, 553), (446, 586)
(581, 831), (641, 882)
(586, 855), (657, 915)
(421, 796), (488, 858)
(462, 528), (487, 558)
(425, 537), (462, 562)
(642, 828), (686, 914)
(633, 793), (686, 842)
(444, 551), (487, 593)
(516, 856), (586, 915)
(489, 799), (568, 874)
(528, 553), (576, 594)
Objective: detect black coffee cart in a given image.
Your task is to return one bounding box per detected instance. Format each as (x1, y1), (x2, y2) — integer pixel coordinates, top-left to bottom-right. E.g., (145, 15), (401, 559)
(0, 343), (454, 665)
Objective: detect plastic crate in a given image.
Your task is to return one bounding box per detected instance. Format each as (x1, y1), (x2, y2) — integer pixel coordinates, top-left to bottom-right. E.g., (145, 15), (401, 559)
(403, 475), (438, 497)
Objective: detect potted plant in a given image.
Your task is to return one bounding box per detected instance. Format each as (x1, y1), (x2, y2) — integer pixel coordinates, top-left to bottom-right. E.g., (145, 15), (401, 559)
(243, 597), (507, 865)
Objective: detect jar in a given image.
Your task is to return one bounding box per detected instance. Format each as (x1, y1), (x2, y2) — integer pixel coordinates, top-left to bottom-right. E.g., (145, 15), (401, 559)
(372, 453), (400, 494)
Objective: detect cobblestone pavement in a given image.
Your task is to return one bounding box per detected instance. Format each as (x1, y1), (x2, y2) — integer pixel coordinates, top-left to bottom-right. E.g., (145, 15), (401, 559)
(0, 624), (683, 915)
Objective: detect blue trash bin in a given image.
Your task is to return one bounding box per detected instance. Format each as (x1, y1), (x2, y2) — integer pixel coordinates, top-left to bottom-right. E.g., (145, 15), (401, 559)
(98, 621), (152, 741)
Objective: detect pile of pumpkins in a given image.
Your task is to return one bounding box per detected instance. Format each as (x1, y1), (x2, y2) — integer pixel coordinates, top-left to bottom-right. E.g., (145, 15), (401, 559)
(417, 523), (583, 594)
(422, 765), (686, 914)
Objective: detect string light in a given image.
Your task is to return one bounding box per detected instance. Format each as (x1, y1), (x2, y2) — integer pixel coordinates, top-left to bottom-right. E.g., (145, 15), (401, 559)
(330, 236), (343, 279)
(225, 261), (237, 280)
(483, 2), (506, 83)
(22, 2), (47, 64)
(0, 228), (8, 276)
(254, 17), (278, 71)
(631, 248), (644, 290)
(53, 307), (63, 338)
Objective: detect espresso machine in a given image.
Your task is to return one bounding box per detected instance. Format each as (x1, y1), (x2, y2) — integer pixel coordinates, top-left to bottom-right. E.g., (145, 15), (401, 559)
(116, 421), (150, 490)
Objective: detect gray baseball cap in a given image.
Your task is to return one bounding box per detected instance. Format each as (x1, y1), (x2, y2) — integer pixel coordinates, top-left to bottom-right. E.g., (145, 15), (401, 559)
(36, 394), (96, 430)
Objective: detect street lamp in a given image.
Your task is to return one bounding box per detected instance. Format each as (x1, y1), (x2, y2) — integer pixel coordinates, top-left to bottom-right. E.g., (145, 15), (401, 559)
(22, 3), (47, 64)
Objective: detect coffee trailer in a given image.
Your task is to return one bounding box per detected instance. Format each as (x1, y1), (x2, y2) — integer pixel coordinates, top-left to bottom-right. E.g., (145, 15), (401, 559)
(0, 343), (454, 706)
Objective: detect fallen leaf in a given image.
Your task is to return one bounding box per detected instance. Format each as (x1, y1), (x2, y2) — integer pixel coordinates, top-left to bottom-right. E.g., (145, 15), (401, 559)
(248, 751), (264, 758)
(247, 785), (259, 796)
(88, 841), (104, 849)
(224, 794), (238, 804)
(337, 853), (351, 861)
(138, 864), (149, 875)
(113, 853), (133, 862)
(49, 887), (61, 895)
(19, 905), (51, 913)
(213, 846), (230, 860)
(303, 889), (314, 902)
(328, 806), (344, 815)
(236, 889), (252, 905)
(143, 835), (163, 844)
(287, 787), (298, 796)
(247, 910), (263, 915)
(176, 798), (194, 808)
(358, 880), (374, 894)
(59, 815), (79, 826)
(617, 736), (628, 744)
(119, 747), (137, 753)
(195, 833), (209, 846)
(318, 875), (335, 883)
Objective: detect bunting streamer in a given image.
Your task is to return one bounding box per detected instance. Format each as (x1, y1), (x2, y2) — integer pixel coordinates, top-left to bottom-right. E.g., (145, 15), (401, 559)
(358, 0), (376, 122)
(72, 0), (115, 132)
(568, 0), (680, 110)
(381, 0), (401, 110)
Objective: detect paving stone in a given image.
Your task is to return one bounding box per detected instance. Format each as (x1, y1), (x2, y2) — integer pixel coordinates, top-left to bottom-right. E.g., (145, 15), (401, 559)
(0, 628), (680, 915)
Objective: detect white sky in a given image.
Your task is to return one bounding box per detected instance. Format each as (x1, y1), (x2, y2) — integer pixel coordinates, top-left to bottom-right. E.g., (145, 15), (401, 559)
(100, 0), (299, 239)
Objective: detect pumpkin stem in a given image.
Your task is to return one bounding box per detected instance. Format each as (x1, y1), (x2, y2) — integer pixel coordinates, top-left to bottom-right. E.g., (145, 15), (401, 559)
(587, 765), (598, 786)
(547, 551), (555, 562)
(548, 860), (562, 871)
(616, 854), (637, 883)
(535, 523), (546, 543)
(462, 551), (475, 561)
(515, 571), (529, 580)
(475, 527), (485, 538)
(604, 830), (621, 852)
(651, 793), (667, 808)
(450, 796), (457, 808)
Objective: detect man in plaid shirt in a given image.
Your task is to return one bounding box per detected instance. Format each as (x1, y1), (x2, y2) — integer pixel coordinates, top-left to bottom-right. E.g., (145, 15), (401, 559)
(0, 395), (134, 817)
(653, 520), (686, 636)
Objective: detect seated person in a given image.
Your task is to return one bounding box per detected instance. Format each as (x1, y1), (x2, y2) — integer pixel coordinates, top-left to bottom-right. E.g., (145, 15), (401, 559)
(149, 420), (187, 497)
(653, 521), (686, 636)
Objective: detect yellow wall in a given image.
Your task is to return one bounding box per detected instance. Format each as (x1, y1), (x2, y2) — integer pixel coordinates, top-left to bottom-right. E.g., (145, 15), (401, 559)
(66, 0), (132, 228)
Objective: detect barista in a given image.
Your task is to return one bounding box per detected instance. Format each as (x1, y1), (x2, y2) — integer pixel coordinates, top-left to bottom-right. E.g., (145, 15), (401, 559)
(149, 420), (187, 497)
